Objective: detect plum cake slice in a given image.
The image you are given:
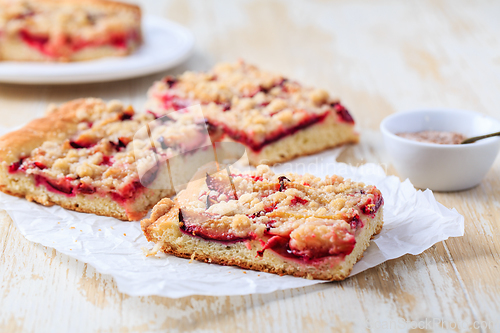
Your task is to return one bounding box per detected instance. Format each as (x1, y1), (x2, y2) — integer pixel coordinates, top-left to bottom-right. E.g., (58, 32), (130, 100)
(0, 0), (142, 62)
(0, 98), (214, 221)
(141, 165), (383, 280)
(146, 61), (359, 166)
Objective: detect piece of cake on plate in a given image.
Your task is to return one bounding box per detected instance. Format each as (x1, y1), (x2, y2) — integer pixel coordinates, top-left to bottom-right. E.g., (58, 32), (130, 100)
(141, 165), (383, 280)
(0, 0), (142, 62)
(0, 98), (218, 220)
(146, 61), (359, 166)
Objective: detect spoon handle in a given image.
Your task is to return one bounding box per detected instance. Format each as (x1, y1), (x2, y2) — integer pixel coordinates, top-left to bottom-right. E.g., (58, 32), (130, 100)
(461, 131), (500, 144)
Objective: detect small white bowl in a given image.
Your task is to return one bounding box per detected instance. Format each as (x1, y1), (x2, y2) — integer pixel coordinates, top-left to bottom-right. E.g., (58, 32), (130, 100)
(380, 109), (500, 191)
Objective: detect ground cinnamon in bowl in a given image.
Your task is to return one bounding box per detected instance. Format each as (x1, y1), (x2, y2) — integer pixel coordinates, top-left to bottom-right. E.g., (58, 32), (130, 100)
(396, 131), (466, 145)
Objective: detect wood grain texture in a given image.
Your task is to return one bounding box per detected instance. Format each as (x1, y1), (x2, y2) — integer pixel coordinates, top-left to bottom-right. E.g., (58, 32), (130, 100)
(1, 0), (499, 332)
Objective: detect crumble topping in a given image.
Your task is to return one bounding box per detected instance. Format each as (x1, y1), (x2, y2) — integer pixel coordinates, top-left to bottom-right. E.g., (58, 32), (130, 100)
(147, 61), (355, 148)
(7, 99), (209, 199)
(176, 165), (383, 259)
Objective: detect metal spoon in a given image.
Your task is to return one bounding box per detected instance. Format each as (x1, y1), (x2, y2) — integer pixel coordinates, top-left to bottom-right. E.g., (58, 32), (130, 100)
(461, 131), (500, 144)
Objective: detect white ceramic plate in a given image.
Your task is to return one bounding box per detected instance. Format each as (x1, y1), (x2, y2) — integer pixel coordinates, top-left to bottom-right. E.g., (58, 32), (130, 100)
(0, 16), (194, 84)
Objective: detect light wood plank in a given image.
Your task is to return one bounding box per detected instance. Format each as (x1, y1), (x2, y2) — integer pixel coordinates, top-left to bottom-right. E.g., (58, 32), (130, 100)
(1, 0), (500, 332)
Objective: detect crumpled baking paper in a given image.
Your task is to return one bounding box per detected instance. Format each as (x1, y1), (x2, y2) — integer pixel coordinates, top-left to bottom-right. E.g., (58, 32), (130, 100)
(0, 129), (464, 297)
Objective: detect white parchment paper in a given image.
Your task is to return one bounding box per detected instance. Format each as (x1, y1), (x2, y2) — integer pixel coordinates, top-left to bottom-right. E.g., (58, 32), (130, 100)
(0, 126), (464, 297)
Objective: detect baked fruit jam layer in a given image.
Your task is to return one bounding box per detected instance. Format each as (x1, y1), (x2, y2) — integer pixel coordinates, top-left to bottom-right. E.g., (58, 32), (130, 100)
(146, 61), (357, 152)
(174, 165), (383, 263)
(18, 28), (141, 58)
(2, 98), (211, 219)
(0, 0), (142, 61)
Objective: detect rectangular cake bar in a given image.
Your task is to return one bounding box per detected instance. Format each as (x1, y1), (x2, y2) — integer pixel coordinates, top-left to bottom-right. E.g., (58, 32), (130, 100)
(0, 98), (214, 220)
(142, 165), (383, 280)
(0, 0), (142, 62)
(146, 61), (359, 166)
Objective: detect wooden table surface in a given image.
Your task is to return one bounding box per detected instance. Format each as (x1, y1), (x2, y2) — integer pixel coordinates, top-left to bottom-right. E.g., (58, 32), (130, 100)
(1, 0), (500, 332)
